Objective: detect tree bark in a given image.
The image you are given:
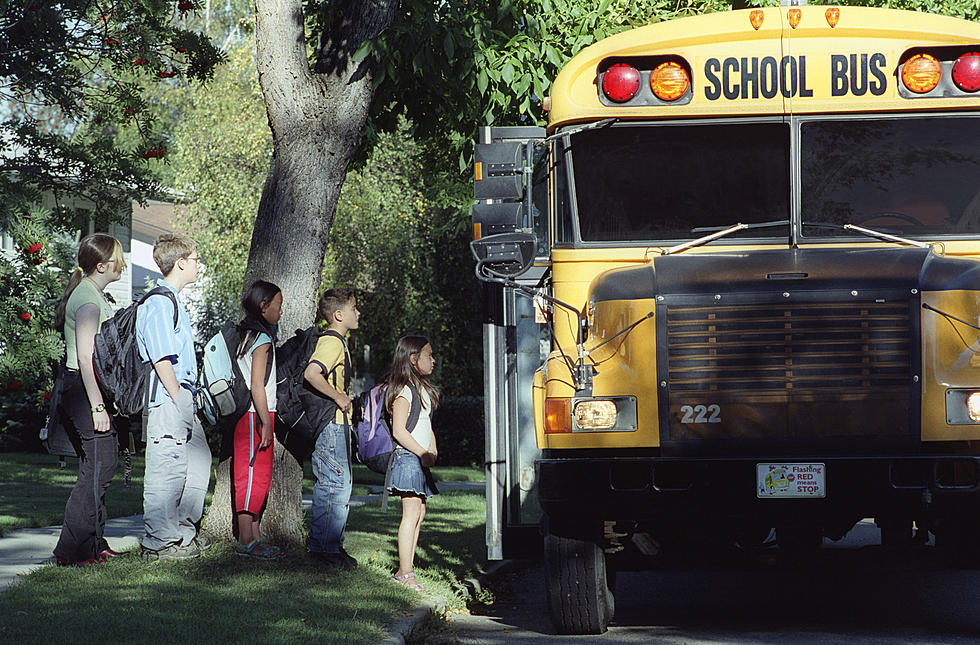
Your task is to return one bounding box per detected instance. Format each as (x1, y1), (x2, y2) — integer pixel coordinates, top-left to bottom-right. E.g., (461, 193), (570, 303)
(201, 0), (398, 546)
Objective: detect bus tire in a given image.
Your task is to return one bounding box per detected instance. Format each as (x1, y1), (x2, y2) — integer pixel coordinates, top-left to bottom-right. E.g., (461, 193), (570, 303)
(544, 523), (615, 635)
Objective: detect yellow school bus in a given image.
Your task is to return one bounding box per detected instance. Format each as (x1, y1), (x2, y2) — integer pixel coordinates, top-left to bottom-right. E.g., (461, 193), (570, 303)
(473, 3), (980, 634)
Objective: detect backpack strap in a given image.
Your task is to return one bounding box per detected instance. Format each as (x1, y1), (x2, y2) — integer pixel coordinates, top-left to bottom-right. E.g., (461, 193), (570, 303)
(137, 287), (180, 443)
(322, 329), (353, 462)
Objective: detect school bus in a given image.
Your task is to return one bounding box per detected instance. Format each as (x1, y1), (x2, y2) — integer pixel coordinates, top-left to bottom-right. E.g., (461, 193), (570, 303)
(472, 2), (980, 635)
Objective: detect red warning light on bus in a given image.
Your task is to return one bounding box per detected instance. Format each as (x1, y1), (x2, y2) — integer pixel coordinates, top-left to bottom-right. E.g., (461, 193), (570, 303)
(602, 63), (641, 103)
(952, 52), (980, 92)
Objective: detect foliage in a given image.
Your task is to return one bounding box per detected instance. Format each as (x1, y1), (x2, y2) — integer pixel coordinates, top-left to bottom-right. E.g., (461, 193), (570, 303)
(0, 207), (77, 439)
(0, 0), (225, 231)
(324, 125), (483, 397)
(168, 40), (272, 339)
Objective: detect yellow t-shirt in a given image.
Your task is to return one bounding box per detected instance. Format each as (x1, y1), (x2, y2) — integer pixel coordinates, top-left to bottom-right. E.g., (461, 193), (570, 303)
(307, 332), (350, 424)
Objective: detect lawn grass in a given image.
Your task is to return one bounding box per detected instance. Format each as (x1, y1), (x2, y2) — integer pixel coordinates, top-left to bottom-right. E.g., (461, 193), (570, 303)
(0, 452), (482, 536)
(0, 487), (489, 645)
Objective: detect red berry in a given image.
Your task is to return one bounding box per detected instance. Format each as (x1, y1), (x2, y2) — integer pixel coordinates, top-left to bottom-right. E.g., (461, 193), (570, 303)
(176, 46), (186, 53)
(19, 311), (31, 322)
(43, 391), (51, 401)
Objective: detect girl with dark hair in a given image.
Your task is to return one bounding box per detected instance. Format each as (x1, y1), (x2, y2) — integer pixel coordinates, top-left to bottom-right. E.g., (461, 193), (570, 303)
(231, 280), (284, 559)
(51, 233), (127, 565)
(384, 335), (439, 592)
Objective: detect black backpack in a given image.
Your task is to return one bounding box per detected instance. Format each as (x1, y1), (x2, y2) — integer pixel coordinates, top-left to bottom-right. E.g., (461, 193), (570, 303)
(93, 287), (178, 417)
(274, 328), (350, 444)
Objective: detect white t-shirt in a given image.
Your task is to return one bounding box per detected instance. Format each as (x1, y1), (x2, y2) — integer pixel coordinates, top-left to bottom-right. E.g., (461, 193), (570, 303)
(396, 383), (434, 452)
(237, 332), (277, 413)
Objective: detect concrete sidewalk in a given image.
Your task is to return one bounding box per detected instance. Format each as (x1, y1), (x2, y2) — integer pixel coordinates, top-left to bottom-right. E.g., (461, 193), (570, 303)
(0, 481), (484, 591)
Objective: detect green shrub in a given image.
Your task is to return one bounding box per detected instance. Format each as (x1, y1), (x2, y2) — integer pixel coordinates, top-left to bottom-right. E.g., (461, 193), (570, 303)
(432, 395), (483, 467)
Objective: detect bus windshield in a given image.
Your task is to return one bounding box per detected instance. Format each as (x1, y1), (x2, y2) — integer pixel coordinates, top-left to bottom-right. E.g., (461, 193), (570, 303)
(800, 116), (980, 238)
(569, 122), (790, 243)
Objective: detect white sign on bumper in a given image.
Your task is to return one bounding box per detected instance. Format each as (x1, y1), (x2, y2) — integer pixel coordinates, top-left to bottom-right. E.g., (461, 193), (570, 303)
(757, 463), (826, 498)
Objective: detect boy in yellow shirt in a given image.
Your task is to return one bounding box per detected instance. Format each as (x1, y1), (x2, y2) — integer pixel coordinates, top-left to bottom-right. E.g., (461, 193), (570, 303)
(304, 288), (360, 570)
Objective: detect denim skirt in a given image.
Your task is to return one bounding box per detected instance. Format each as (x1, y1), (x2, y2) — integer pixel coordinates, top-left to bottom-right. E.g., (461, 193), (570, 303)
(387, 447), (439, 498)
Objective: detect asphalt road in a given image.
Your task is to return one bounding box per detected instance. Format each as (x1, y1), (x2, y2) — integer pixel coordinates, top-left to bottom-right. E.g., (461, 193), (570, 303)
(431, 520), (980, 644)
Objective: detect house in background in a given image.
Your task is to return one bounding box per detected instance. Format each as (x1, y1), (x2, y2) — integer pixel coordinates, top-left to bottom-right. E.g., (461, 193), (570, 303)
(0, 199), (198, 309)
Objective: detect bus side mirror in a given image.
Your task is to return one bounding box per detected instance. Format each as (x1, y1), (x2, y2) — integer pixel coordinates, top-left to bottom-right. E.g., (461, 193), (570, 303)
(471, 232), (537, 279)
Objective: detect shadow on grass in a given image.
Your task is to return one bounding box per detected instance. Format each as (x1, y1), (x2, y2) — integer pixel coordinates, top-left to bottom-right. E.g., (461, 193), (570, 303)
(0, 490), (489, 644)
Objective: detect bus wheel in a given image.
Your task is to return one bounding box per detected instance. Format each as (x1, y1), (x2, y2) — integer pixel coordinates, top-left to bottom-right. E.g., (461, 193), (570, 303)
(544, 521), (615, 635)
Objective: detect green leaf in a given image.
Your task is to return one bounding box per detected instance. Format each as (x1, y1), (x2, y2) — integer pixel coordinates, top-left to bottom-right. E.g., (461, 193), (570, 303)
(502, 61), (515, 84)
(352, 39), (374, 64)
(443, 33), (455, 60)
(477, 69), (488, 95)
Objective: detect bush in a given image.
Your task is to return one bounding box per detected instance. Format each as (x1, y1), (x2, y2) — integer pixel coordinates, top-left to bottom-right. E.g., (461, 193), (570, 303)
(432, 395), (483, 467)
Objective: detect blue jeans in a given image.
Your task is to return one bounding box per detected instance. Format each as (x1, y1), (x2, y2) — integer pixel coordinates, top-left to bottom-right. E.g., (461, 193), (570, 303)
(308, 423), (351, 554)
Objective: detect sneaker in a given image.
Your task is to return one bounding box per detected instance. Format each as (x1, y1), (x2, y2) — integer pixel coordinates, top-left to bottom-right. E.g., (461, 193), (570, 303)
(55, 556), (100, 567)
(308, 550), (356, 571)
(97, 547), (128, 561)
(338, 546), (358, 570)
(193, 534), (214, 551)
(141, 542), (201, 562)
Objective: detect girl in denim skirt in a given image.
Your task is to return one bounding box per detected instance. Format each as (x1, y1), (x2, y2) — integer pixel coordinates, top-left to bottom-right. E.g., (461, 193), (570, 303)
(385, 336), (439, 592)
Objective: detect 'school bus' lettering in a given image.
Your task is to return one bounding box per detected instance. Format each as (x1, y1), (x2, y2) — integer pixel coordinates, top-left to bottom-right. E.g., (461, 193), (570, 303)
(703, 53), (888, 100)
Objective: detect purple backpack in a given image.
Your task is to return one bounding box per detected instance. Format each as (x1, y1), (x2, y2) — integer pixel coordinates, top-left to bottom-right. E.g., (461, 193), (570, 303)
(355, 381), (421, 474)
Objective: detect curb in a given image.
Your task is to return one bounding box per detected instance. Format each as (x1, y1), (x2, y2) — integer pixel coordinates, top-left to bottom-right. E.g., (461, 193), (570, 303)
(377, 559), (528, 645)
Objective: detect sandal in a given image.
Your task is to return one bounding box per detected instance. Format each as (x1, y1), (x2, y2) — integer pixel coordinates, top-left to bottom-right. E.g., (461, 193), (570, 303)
(235, 539), (284, 560)
(391, 571), (425, 592)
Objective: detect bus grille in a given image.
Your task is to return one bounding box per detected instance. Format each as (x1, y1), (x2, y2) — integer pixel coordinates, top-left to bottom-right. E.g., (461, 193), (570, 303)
(665, 301), (911, 395)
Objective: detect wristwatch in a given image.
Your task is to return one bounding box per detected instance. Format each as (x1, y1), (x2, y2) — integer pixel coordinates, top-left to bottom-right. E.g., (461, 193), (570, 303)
(91, 403), (106, 413)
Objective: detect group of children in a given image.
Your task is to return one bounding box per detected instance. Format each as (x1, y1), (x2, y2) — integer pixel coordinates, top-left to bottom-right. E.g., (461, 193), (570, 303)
(51, 232), (439, 593)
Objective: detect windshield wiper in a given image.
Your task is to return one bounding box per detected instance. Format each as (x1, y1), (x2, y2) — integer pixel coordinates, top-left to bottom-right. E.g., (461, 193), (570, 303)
(545, 118), (617, 143)
(802, 222), (929, 248)
(843, 223), (929, 248)
(662, 220), (789, 256)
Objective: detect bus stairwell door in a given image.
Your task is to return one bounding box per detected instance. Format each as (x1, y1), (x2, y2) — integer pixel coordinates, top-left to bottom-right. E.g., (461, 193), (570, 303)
(478, 126), (548, 560)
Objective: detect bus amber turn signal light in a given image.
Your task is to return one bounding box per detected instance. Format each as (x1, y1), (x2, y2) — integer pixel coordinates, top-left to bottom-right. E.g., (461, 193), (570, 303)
(953, 52), (980, 92)
(602, 63), (641, 103)
(902, 53), (942, 93)
(544, 398), (571, 434)
(825, 7), (840, 28)
(787, 8), (801, 29)
(650, 62), (690, 101)
(749, 10), (763, 30)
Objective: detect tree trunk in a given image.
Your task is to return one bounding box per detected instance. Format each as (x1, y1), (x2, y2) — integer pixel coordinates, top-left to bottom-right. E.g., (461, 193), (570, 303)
(203, 0), (397, 546)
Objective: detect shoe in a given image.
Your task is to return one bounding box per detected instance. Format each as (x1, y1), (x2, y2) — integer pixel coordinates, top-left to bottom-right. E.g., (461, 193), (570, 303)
(235, 539), (284, 560)
(338, 546), (358, 569)
(97, 547), (128, 561)
(55, 556), (100, 567)
(391, 571), (424, 592)
(193, 534), (214, 551)
(141, 542), (201, 562)
(308, 550), (356, 571)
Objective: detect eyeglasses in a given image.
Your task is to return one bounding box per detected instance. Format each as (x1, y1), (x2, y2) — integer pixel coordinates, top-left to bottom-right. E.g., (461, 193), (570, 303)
(185, 255), (203, 265)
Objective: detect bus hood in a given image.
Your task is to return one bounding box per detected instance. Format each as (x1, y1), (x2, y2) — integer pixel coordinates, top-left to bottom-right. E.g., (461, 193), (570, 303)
(590, 247), (980, 302)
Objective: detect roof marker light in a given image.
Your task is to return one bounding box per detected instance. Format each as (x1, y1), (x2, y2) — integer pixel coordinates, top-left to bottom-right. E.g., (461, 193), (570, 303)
(650, 61), (690, 101)
(601, 63), (640, 103)
(952, 52), (980, 92)
(902, 53), (942, 94)
(788, 8), (801, 29)
(825, 7), (840, 28)
(749, 10), (764, 30)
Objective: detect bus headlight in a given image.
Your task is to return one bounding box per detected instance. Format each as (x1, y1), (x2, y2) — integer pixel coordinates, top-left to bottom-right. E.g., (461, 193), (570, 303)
(572, 397), (637, 432)
(945, 389), (980, 425)
(968, 392), (980, 422)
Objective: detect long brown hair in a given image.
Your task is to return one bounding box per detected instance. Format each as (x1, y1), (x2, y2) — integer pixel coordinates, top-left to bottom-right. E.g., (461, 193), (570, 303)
(53, 234), (125, 333)
(384, 335), (439, 413)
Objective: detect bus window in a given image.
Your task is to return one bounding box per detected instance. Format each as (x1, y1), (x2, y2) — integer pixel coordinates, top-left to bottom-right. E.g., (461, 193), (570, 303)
(568, 122), (790, 244)
(800, 116), (980, 238)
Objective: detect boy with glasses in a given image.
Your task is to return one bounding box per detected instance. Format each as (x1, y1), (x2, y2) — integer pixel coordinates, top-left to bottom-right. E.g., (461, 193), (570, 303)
(136, 234), (212, 560)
